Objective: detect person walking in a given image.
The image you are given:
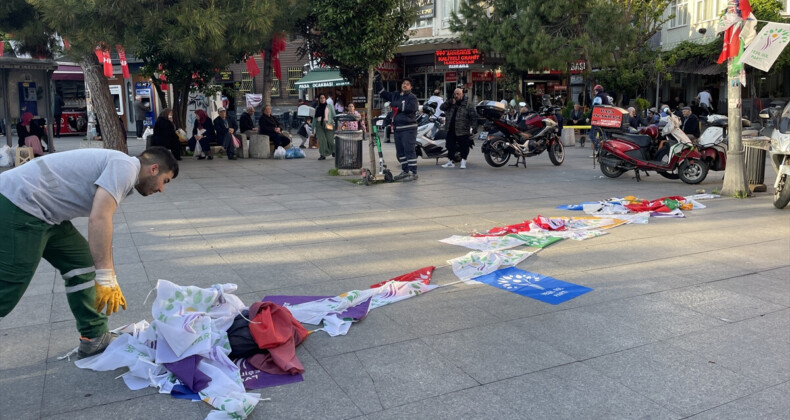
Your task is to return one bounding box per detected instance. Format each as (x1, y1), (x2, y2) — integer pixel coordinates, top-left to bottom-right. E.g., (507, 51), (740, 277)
(134, 95), (148, 139)
(312, 94), (336, 160)
(53, 90), (65, 138)
(151, 108), (182, 160)
(0, 147), (178, 359)
(375, 77), (419, 181)
(440, 88), (477, 169)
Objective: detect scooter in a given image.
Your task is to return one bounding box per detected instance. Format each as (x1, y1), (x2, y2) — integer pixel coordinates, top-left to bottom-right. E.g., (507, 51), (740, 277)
(696, 116), (729, 173)
(596, 106), (708, 184)
(361, 115), (394, 185)
(477, 101), (564, 168)
(760, 103), (790, 208)
(414, 101), (458, 163)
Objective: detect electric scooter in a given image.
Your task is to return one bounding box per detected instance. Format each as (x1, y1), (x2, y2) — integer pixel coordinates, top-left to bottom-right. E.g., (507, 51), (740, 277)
(361, 116), (394, 185)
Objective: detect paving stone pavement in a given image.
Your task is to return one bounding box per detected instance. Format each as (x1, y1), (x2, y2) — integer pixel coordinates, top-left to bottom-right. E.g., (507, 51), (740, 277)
(1, 136), (788, 419)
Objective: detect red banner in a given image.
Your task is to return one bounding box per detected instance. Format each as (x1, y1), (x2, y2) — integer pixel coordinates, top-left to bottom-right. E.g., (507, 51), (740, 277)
(102, 49), (113, 77)
(246, 55), (260, 78)
(94, 47), (103, 64)
(0, 41), (4, 57)
(471, 71), (494, 82)
(272, 35), (286, 80)
(116, 45), (130, 79)
(445, 72), (457, 82)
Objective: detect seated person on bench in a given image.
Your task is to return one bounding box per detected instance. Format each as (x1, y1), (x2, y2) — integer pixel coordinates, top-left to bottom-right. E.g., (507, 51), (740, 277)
(258, 105), (291, 149)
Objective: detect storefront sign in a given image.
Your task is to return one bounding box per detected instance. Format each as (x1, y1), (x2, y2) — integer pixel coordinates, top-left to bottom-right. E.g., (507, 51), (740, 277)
(216, 71), (233, 82)
(553, 85), (568, 91)
(414, 0), (434, 20)
(471, 71), (494, 82)
(435, 48), (483, 69)
(376, 59), (399, 73)
(570, 60), (586, 74)
(445, 72), (457, 82)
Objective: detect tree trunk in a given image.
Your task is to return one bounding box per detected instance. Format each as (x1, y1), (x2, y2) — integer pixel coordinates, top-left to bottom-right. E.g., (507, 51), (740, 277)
(80, 53), (127, 153)
(263, 46), (273, 106)
(367, 67), (377, 174)
(720, 58), (751, 197)
(173, 79), (192, 131)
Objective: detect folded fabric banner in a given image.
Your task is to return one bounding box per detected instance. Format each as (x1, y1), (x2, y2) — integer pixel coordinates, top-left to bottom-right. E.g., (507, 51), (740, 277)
(236, 358), (303, 391)
(475, 267), (593, 305)
(440, 234), (529, 251)
(506, 233), (563, 248)
(449, 249), (533, 281)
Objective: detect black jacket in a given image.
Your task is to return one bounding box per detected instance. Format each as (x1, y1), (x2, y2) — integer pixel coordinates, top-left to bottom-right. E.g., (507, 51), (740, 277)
(192, 118), (216, 143)
(151, 117), (179, 148)
(239, 112), (255, 132)
(440, 95), (477, 137)
(258, 113), (281, 135)
(569, 109), (585, 124)
(214, 116), (238, 143)
(682, 114), (700, 138)
(375, 80), (418, 130)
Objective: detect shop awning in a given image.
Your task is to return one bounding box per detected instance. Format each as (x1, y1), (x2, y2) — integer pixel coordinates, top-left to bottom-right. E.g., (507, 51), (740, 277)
(53, 64), (84, 80)
(294, 69), (350, 89)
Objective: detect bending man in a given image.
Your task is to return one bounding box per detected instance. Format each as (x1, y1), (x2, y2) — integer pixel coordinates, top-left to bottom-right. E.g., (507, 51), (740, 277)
(0, 147), (178, 358)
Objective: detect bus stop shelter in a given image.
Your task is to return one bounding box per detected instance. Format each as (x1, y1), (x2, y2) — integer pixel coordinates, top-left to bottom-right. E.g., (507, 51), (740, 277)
(0, 57), (59, 149)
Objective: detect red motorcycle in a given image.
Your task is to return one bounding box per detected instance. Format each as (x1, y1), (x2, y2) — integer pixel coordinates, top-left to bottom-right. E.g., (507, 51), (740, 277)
(477, 101), (565, 168)
(594, 106), (709, 184)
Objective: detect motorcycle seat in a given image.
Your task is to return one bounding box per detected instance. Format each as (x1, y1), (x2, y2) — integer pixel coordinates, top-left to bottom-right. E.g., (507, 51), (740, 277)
(619, 133), (653, 148)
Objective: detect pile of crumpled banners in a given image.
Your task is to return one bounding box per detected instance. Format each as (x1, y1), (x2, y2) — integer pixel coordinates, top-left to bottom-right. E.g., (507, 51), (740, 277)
(74, 268), (441, 419)
(76, 280), (261, 420)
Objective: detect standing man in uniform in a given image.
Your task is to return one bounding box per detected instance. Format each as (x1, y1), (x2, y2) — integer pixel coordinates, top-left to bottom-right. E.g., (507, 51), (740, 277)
(0, 147), (178, 358)
(376, 77), (419, 181)
(440, 88), (477, 169)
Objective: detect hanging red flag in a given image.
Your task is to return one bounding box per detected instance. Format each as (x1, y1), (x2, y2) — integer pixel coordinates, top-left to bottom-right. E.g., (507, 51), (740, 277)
(94, 46), (103, 64)
(0, 41), (4, 57)
(271, 35), (286, 80)
(115, 45), (130, 79)
(717, 25), (742, 64)
(246, 55), (260, 78)
(101, 49), (113, 77)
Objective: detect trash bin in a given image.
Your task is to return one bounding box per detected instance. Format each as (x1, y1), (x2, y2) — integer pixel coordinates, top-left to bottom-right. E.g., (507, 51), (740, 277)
(334, 130), (363, 169)
(334, 114), (364, 170)
(745, 144), (767, 185)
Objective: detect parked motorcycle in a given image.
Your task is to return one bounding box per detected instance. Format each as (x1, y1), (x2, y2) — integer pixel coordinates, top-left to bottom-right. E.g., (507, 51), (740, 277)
(595, 105), (709, 184)
(760, 103), (790, 209)
(477, 101), (565, 168)
(414, 101), (457, 163)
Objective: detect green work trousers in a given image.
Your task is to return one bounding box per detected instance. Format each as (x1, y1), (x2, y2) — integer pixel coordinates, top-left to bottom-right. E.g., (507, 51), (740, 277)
(0, 194), (107, 338)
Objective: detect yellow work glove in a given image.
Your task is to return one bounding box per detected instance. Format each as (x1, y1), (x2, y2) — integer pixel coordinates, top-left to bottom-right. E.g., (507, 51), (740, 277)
(94, 269), (127, 316)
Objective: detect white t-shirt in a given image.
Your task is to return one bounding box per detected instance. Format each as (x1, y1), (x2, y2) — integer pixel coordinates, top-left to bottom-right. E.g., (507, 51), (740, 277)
(0, 149), (140, 224)
(697, 91), (712, 107)
(427, 95), (444, 116)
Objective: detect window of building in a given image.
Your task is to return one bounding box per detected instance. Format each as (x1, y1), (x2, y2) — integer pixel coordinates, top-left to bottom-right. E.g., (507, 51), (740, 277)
(271, 77), (280, 97)
(240, 71), (252, 93)
(442, 0), (461, 27)
(669, 0), (689, 28)
(695, 0), (715, 22)
(287, 67), (301, 97)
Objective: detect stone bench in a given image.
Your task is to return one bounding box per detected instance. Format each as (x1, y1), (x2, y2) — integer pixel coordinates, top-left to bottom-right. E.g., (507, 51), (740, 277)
(248, 133), (271, 158)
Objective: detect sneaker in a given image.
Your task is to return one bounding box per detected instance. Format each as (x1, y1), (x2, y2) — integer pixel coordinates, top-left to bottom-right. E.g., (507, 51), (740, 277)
(197, 155), (206, 160)
(299, 145), (306, 149)
(460, 159), (467, 169)
(318, 155), (326, 160)
(78, 332), (118, 359)
(441, 161), (455, 168)
(393, 171), (410, 181)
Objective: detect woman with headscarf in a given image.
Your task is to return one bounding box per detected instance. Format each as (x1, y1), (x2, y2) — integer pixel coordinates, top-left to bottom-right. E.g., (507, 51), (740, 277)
(312, 94), (336, 160)
(188, 109), (215, 160)
(16, 112), (45, 157)
(151, 108), (182, 160)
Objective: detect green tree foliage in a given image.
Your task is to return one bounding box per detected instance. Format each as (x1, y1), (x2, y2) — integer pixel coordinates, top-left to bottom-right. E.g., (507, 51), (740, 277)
(0, 0), (59, 58)
(450, 0), (671, 102)
(296, 0), (417, 172)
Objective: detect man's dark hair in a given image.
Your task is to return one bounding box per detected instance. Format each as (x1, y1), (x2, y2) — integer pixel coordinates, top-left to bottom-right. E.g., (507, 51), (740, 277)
(402, 77), (413, 85)
(139, 147), (179, 178)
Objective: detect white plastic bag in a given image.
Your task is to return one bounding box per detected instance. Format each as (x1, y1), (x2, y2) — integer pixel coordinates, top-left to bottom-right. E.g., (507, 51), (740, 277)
(273, 145), (286, 159)
(0, 145), (11, 167)
(142, 126), (154, 140)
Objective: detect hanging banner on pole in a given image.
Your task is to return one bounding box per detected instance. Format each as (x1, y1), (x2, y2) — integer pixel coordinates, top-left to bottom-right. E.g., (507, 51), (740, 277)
(116, 45), (130, 79)
(102, 49), (113, 78)
(740, 22), (790, 72)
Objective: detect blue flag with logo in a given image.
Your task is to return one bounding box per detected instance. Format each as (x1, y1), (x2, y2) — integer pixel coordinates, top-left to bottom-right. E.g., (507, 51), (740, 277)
(475, 267), (592, 305)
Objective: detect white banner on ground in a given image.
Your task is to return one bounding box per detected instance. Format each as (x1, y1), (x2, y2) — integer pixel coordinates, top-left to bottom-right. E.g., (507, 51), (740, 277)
(741, 22), (790, 72)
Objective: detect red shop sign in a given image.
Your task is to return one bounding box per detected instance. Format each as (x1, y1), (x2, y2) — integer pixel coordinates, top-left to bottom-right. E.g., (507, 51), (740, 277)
(445, 72), (457, 82)
(471, 71), (494, 82)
